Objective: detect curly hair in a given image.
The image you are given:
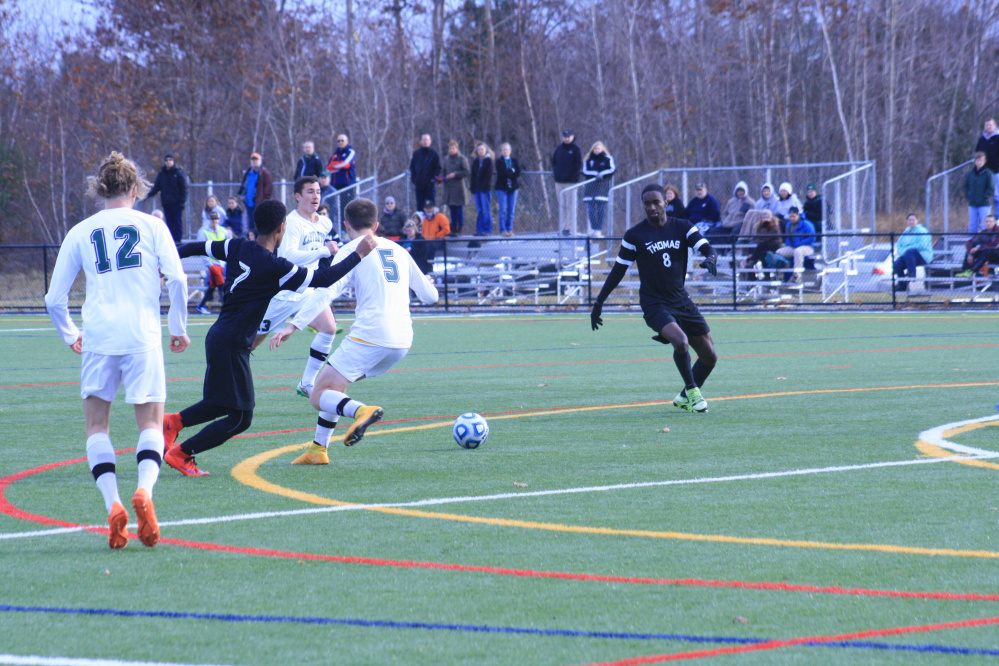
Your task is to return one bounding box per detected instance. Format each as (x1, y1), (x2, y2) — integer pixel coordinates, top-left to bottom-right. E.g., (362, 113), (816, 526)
(85, 152), (151, 200)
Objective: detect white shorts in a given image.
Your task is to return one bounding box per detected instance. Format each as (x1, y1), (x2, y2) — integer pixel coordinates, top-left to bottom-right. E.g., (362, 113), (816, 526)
(258, 290), (334, 336)
(80, 347), (166, 404)
(327, 337), (408, 383)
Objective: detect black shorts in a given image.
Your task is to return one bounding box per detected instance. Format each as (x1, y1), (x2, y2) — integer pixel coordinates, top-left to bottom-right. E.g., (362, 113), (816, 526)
(203, 333), (255, 411)
(644, 303), (710, 339)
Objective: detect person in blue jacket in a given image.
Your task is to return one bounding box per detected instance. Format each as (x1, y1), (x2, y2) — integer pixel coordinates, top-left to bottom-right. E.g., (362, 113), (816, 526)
(893, 213), (933, 287)
(775, 208), (816, 283)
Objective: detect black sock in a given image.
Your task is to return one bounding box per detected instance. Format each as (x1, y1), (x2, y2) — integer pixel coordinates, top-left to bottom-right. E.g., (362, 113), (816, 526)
(179, 400), (229, 429)
(692, 359), (714, 389)
(673, 350), (696, 391)
(181, 408), (253, 456)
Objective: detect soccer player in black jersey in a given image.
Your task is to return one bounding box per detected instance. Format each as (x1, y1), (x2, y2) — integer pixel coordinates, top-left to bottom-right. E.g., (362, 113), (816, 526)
(160, 200), (377, 476)
(590, 183), (719, 412)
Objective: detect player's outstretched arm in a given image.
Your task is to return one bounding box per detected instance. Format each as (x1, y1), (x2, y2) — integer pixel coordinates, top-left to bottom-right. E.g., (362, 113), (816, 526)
(695, 239), (718, 276)
(308, 235), (378, 289)
(591, 262), (628, 331)
(268, 323), (298, 350)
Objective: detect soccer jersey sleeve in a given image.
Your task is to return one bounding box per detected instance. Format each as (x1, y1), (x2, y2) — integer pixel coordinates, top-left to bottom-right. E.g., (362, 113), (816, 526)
(616, 228), (640, 266)
(44, 231), (84, 346)
(154, 222), (189, 338)
(406, 252), (439, 304)
(682, 219), (710, 254)
(279, 216), (332, 266)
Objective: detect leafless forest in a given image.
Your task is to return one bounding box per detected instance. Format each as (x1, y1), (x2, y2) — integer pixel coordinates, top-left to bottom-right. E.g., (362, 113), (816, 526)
(1, 0), (998, 243)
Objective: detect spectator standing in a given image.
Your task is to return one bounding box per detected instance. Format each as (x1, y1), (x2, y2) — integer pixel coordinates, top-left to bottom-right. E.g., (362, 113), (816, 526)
(664, 185), (687, 219)
(686, 182), (722, 235)
(773, 182), (803, 222)
(400, 219), (433, 274)
(327, 134), (357, 228)
(410, 134), (442, 211)
(146, 154), (188, 242)
(318, 171), (336, 205)
(195, 211), (231, 314)
(775, 208), (816, 283)
(802, 183), (826, 239)
(378, 196), (407, 240)
(200, 196), (227, 228)
(975, 118), (999, 214)
(711, 180), (755, 242)
(964, 151), (995, 234)
(957, 214), (999, 276)
(553, 129), (583, 234)
(294, 141), (324, 180)
(470, 143), (495, 236)
(237, 153), (273, 235)
(223, 197), (245, 237)
(755, 182), (779, 214)
(494, 142), (520, 236)
(442, 140), (470, 236)
(582, 141), (616, 236)
(892, 213), (933, 288)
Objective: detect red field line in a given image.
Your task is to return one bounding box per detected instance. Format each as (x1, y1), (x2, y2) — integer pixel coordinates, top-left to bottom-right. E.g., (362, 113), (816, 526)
(580, 616), (999, 664)
(3, 453), (999, 605)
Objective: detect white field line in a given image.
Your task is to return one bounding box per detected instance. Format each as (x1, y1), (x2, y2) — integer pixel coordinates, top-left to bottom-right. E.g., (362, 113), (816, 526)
(4, 449), (998, 541)
(917, 414), (999, 456)
(0, 656), (235, 666)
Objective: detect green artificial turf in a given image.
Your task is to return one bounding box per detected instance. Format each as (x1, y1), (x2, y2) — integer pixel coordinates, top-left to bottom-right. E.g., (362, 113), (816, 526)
(1, 311), (998, 665)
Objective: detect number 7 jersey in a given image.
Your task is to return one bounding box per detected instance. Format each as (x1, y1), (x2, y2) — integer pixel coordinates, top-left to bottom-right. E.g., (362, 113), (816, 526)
(327, 236), (439, 348)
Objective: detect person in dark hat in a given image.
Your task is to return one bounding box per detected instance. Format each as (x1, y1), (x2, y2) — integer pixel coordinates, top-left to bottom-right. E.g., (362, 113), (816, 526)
(802, 182), (825, 240)
(552, 130), (583, 234)
(145, 154), (188, 242)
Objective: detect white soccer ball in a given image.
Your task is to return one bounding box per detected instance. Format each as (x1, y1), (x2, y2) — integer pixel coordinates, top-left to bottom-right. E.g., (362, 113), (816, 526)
(453, 412), (489, 449)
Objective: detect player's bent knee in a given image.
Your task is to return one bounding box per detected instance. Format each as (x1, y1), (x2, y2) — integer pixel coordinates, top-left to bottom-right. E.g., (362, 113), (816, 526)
(225, 408), (253, 436)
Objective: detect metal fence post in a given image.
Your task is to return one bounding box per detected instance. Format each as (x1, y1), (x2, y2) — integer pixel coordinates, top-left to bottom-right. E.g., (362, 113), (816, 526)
(42, 246), (49, 293)
(730, 236), (737, 310)
(586, 236), (592, 306)
(442, 237), (449, 312)
(890, 231), (897, 309)
(942, 178), (950, 234)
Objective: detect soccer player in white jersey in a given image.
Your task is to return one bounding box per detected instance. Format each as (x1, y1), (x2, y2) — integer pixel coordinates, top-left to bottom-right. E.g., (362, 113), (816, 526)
(251, 176), (340, 396)
(269, 197), (439, 464)
(44, 152), (190, 549)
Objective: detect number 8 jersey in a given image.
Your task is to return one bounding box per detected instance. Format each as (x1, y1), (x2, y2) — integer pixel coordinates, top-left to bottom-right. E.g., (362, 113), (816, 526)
(616, 216), (708, 310)
(45, 208), (188, 354)
(327, 236), (439, 348)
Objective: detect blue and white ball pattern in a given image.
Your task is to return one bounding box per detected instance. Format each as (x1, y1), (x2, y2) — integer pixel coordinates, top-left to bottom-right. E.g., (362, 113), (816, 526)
(453, 413), (489, 449)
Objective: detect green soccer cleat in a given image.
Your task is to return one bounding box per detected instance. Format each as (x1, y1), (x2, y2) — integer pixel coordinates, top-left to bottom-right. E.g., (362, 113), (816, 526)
(685, 387), (708, 413)
(672, 390), (693, 412)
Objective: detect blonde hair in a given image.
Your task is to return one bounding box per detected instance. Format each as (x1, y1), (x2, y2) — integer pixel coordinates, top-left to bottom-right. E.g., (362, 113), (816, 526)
(448, 140), (459, 150)
(85, 151), (150, 200)
(586, 141), (608, 160)
(473, 142), (494, 160)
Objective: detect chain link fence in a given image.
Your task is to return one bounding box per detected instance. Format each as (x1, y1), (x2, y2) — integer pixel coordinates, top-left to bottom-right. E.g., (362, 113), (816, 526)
(925, 160), (976, 234)
(7, 232), (997, 313)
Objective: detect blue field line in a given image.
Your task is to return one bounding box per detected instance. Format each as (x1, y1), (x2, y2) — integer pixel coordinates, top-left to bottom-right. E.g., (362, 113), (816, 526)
(2, 330), (997, 375)
(2, 605), (997, 657)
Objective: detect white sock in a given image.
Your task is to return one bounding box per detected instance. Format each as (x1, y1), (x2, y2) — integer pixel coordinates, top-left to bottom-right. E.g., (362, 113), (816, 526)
(314, 411), (339, 448)
(86, 433), (120, 514)
(302, 332), (336, 387)
(318, 390), (363, 419)
(135, 428), (164, 497)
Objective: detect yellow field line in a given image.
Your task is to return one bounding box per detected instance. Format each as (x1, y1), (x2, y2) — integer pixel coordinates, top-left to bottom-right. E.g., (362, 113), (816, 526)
(232, 383), (999, 559)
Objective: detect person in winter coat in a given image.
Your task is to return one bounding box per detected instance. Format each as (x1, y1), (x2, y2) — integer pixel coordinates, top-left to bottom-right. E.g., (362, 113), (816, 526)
(892, 213), (934, 286)
(773, 182), (803, 222)
(410, 134), (442, 211)
(754, 183), (779, 215)
(494, 142), (520, 236)
(712, 180), (755, 241)
(664, 185), (687, 219)
(582, 141), (616, 236)
(975, 118), (999, 213)
(964, 151), (995, 234)
(378, 196), (408, 240)
(775, 208), (816, 283)
(687, 182), (722, 235)
(553, 130), (583, 234)
(223, 197), (245, 237)
(327, 134), (357, 228)
(470, 143), (494, 235)
(957, 214), (999, 275)
(200, 195), (227, 228)
(802, 183), (827, 240)
(236, 152), (273, 234)
(442, 140), (470, 236)
(146, 154), (188, 242)
(293, 141), (324, 180)
(743, 214), (784, 279)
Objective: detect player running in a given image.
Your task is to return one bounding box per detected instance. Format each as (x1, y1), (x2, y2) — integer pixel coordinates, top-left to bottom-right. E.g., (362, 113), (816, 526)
(268, 197), (439, 464)
(161, 200), (377, 476)
(251, 176), (341, 398)
(45, 151), (190, 548)
(590, 183), (719, 412)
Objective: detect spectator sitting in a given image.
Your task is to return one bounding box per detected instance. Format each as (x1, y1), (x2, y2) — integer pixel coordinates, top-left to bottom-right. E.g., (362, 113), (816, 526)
(400, 219), (433, 275)
(664, 184), (687, 219)
(194, 211), (230, 314)
(775, 207), (815, 283)
(709, 180), (755, 243)
(892, 213), (933, 288)
(802, 183), (825, 238)
(417, 201), (450, 262)
(378, 196), (407, 240)
(755, 182), (779, 214)
(773, 182), (803, 222)
(957, 214), (999, 276)
(742, 214), (784, 279)
(964, 151), (995, 234)
(223, 196), (245, 237)
(686, 182), (721, 235)
(200, 195), (227, 228)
